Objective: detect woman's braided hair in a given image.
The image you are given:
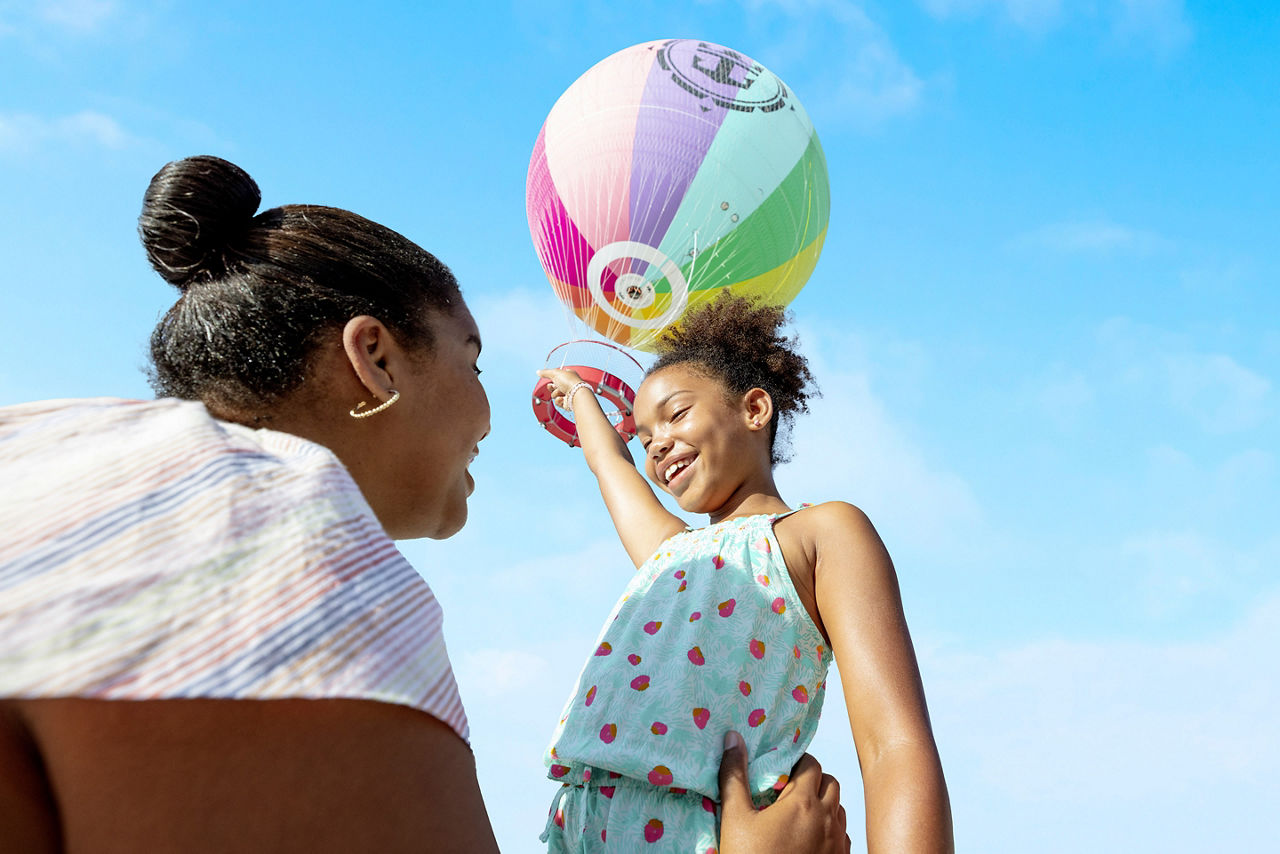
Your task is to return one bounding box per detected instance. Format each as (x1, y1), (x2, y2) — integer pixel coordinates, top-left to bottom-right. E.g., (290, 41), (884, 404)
(649, 291), (817, 465)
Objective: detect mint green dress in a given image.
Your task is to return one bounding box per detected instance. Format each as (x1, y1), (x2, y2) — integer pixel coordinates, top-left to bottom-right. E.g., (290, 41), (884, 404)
(541, 510), (832, 852)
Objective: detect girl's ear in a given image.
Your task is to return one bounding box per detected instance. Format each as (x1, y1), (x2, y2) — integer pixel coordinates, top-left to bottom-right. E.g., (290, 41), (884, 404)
(341, 315), (399, 398)
(743, 387), (774, 431)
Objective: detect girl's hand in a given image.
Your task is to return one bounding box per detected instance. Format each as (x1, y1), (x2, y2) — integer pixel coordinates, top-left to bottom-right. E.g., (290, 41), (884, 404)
(536, 368), (590, 410)
(718, 731), (849, 854)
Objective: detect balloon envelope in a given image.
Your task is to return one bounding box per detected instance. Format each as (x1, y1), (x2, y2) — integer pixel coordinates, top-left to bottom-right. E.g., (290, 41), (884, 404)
(527, 39), (830, 352)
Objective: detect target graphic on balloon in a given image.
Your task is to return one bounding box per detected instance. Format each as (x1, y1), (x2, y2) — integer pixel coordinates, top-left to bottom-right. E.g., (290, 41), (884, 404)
(527, 38), (831, 446)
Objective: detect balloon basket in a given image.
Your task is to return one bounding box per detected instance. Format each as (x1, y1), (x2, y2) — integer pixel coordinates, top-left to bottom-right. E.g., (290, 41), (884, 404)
(533, 339), (646, 447)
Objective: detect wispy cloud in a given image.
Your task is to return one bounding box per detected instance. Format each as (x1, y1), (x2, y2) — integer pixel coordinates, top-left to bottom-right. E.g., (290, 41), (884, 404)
(0, 0), (119, 37)
(0, 110), (137, 155)
(922, 589), (1279, 848)
(919, 0), (1192, 53)
(778, 330), (984, 555)
(1015, 218), (1172, 255)
(1099, 317), (1273, 434)
(921, 0), (1063, 32)
(37, 0), (117, 32)
(741, 0), (926, 126)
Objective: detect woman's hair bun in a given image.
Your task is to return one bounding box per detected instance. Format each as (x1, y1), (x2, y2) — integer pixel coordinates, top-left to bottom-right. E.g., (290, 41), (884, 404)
(138, 155), (262, 290)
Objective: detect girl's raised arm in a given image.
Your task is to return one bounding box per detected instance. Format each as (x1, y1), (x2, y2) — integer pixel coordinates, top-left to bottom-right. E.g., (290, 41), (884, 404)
(538, 369), (687, 566)
(803, 501), (954, 853)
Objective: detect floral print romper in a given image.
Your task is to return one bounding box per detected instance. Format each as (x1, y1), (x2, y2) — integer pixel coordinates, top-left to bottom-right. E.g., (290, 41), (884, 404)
(541, 510), (832, 852)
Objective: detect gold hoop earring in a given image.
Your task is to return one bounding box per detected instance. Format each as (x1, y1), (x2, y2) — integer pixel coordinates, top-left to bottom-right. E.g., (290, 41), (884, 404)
(349, 389), (400, 419)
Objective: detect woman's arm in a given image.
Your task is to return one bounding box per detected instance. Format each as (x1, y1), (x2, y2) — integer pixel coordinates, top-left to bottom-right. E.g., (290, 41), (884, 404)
(10, 697), (500, 854)
(538, 368), (686, 566)
(806, 502), (954, 853)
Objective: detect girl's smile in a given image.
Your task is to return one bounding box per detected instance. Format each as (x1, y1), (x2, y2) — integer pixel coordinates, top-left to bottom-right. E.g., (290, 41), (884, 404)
(634, 364), (776, 519)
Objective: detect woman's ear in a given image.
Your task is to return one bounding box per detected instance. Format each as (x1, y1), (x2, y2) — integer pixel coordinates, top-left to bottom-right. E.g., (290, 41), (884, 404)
(743, 387), (773, 431)
(341, 315), (398, 398)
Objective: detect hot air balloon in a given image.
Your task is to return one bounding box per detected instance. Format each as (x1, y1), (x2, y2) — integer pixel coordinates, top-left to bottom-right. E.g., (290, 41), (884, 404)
(528, 38), (830, 446)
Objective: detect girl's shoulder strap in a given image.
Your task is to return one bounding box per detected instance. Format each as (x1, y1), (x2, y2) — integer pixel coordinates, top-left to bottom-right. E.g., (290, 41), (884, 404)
(770, 502), (813, 523)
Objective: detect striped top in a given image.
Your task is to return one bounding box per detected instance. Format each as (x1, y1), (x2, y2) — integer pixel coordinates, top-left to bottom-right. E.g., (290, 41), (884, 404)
(0, 397), (468, 742)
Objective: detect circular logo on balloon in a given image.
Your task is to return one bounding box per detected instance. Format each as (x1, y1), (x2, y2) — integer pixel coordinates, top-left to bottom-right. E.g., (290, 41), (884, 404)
(586, 241), (689, 330)
(657, 39), (789, 112)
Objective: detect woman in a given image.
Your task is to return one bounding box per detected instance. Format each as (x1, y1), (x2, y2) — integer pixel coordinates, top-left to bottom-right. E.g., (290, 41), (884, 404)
(0, 156), (847, 852)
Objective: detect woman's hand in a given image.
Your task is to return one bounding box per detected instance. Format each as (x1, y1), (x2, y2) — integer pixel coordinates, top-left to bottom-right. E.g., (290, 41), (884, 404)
(718, 731), (849, 854)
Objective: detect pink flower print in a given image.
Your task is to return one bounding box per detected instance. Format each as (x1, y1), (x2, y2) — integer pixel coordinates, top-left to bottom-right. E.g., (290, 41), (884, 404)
(600, 786), (616, 799)
(651, 721), (668, 735)
(677, 580), (687, 592)
(553, 806), (565, 828)
(600, 723), (617, 743)
(753, 537), (772, 553)
(602, 830), (607, 842)
(687, 646), (705, 665)
(631, 674), (650, 691)
(583, 768), (592, 782)
(669, 787), (688, 795)
(749, 639), (765, 659)
(773, 774), (790, 791)
(644, 818), (664, 843)
(712, 555), (725, 569)
(738, 680), (752, 696)
(585, 685), (597, 706)
(756, 573), (770, 586)
(771, 597), (786, 614)
(644, 620), (662, 635)
(793, 644), (801, 659)
(817, 643), (826, 658)
(595, 641), (612, 656)
(689, 611), (702, 622)
(793, 727), (802, 743)
(792, 685), (809, 703)
(674, 570), (686, 579)
(628, 653), (642, 665)
(550, 764), (570, 778)
(692, 707), (710, 729)
(647, 765), (674, 786)
(702, 796), (716, 813)
(748, 708), (767, 727)
(717, 599), (736, 617)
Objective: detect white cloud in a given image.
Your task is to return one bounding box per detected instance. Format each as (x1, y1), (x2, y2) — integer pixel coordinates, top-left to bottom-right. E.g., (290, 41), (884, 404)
(1016, 218), (1171, 255)
(1163, 351), (1272, 433)
(1112, 0), (1192, 54)
(37, 0), (116, 32)
(918, 0), (1193, 52)
(921, 0), (1063, 31)
(777, 333), (983, 555)
(457, 648), (553, 699)
(916, 590), (1280, 849)
(742, 0), (926, 126)
(1098, 317), (1273, 434)
(0, 110), (135, 154)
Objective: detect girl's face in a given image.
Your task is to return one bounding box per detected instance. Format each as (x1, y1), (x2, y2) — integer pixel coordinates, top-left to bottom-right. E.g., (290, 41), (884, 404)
(634, 364), (765, 515)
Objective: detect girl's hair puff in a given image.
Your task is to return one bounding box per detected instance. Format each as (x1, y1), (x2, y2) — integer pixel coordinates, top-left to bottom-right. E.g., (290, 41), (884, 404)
(650, 291), (817, 465)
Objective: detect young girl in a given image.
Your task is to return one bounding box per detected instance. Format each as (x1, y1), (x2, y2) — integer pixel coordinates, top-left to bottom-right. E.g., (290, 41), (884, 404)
(537, 293), (953, 853)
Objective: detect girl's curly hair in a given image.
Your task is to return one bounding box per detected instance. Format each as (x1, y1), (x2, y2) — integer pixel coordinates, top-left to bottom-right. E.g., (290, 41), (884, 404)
(649, 291), (818, 465)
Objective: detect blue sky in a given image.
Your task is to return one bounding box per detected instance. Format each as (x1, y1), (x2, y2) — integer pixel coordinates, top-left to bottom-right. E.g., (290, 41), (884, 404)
(2, 1), (1276, 850)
